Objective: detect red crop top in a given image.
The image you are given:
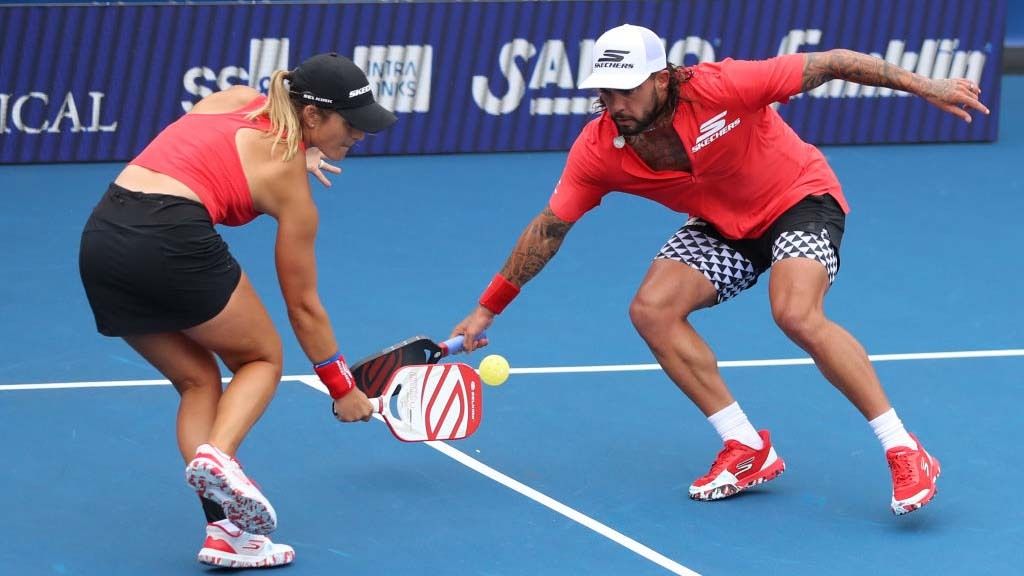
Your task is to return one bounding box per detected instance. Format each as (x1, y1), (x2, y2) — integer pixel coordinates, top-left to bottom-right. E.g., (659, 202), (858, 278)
(130, 96), (275, 226)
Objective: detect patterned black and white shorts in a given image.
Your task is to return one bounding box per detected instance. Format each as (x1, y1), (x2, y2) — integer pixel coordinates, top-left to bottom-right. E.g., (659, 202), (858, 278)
(655, 194), (845, 304)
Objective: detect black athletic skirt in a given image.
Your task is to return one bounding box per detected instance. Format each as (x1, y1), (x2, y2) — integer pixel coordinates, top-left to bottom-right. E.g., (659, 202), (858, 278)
(79, 183), (242, 336)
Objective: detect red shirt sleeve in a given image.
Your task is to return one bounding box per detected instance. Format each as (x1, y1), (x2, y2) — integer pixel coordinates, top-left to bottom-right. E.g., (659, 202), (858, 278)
(716, 54), (805, 112)
(547, 125), (609, 222)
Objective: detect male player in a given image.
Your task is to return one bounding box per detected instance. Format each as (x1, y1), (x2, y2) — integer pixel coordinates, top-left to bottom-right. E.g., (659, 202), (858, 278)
(452, 24), (988, 514)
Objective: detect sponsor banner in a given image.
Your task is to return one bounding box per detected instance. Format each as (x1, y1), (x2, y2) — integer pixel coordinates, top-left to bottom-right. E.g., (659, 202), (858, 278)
(0, 0), (1006, 163)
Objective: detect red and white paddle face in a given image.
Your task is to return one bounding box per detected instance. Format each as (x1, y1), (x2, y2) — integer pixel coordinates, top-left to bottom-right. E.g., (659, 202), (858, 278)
(381, 363), (482, 442)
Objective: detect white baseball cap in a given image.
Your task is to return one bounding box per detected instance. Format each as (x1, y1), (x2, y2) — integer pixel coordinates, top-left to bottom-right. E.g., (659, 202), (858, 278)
(579, 24), (667, 90)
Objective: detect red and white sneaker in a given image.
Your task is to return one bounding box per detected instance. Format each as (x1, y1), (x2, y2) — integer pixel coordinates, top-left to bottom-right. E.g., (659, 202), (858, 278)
(198, 519), (295, 568)
(186, 444), (277, 535)
(689, 430), (786, 501)
(887, 434), (941, 515)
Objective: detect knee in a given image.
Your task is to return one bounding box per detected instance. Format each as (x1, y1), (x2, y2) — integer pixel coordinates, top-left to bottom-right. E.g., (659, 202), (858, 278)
(223, 333), (284, 379)
(256, 336), (284, 380)
(771, 300), (824, 345)
(173, 367), (223, 396)
(629, 292), (676, 341)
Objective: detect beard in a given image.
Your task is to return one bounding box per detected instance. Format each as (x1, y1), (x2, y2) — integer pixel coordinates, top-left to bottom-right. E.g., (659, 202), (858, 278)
(611, 89), (667, 136)
(613, 109), (658, 136)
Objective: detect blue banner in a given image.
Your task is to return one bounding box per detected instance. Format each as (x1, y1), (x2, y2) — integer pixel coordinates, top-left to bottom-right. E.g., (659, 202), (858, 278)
(0, 0), (1006, 163)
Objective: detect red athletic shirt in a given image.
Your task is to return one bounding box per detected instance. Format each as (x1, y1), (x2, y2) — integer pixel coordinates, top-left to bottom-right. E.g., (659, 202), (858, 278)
(550, 54), (849, 240)
(130, 96), (275, 227)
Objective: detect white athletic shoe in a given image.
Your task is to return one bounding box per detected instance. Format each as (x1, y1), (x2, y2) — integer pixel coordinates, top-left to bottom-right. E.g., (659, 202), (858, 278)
(186, 444), (277, 535)
(198, 520), (295, 568)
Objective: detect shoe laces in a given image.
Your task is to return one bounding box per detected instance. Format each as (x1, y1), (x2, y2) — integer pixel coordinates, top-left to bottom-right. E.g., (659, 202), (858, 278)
(888, 451), (918, 487)
(697, 441), (751, 483)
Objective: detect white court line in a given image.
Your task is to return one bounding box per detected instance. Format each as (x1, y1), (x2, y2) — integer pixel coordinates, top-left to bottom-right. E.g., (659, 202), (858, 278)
(0, 375), (309, 392)
(431, 437), (696, 575)
(293, 376), (700, 576)
(3, 348), (1020, 573)
(509, 348), (1024, 374)
(3, 348), (1020, 391)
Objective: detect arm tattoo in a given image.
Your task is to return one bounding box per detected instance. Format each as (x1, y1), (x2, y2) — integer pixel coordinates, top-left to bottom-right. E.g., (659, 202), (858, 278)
(802, 49), (927, 94)
(499, 206), (573, 287)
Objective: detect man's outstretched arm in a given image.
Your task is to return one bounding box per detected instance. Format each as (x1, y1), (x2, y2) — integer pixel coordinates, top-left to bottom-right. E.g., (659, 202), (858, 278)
(801, 49), (990, 122)
(451, 206), (574, 351)
(498, 206), (574, 287)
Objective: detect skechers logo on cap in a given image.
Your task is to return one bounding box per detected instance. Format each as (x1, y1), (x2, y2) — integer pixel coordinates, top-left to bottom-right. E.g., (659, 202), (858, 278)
(595, 49), (634, 68)
(349, 84), (372, 98)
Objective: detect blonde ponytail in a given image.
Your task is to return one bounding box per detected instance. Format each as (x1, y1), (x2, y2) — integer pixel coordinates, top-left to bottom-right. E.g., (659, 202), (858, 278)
(246, 70), (303, 162)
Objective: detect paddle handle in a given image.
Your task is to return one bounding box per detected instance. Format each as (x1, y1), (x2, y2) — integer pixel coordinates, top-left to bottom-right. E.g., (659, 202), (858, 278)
(438, 331), (486, 357)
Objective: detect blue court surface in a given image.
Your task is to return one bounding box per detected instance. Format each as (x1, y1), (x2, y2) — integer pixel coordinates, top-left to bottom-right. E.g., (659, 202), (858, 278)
(1, 77), (1022, 575)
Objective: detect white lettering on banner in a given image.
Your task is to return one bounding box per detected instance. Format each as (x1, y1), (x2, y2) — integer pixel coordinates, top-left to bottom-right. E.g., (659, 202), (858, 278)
(530, 97), (593, 115)
(472, 39), (536, 115)
(473, 36), (716, 116)
(0, 91), (117, 134)
(181, 37), (289, 112)
(249, 38), (290, 92)
(529, 40), (576, 89)
(667, 36), (717, 67)
(475, 30), (987, 116)
(352, 45), (433, 113)
(181, 66), (251, 112)
(181, 39), (434, 114)
(0, 94), (8, 133)
(777, 29), (987, 98)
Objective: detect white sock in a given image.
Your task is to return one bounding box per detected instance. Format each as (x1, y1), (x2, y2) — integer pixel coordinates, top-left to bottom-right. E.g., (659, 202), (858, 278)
(869, 408), (917, 451)
(708, 402), (763, 449)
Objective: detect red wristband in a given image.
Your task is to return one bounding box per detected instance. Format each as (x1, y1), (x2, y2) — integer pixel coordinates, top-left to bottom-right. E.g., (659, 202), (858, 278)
(314, 352), (356, 399)
(479, 273), (520, 314)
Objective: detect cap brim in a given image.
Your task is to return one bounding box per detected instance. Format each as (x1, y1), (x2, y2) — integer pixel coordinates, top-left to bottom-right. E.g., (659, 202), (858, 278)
(338, 102), (397, 134)
(578, 70), (650, 90)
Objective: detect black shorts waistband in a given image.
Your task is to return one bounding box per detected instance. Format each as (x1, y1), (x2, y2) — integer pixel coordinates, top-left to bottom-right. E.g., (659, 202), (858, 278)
(106, 182), (205, 208)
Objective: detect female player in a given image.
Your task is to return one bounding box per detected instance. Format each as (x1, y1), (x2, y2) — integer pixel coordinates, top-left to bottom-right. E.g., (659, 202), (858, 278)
(79, 53), (394, 568)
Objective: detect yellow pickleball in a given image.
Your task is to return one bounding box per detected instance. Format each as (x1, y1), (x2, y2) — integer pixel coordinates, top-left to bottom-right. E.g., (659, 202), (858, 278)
(478, 354), (510, 386)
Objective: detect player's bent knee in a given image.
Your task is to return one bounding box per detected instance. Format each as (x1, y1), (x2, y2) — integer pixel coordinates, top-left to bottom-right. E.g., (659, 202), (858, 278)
(771, 304), (823, 344)
(628, 296), (651, 331)
(173, 372), (223, 395)
(259, 358), (284, 384)
(220, 336), (284, 376)
(629, 295), (672, 337)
